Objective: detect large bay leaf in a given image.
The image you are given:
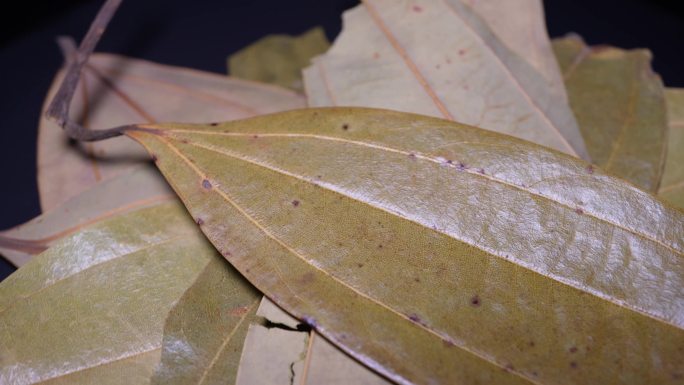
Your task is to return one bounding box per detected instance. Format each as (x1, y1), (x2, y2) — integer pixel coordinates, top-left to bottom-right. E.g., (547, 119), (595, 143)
(151, 257), (261, 385)
(0, 165), (172, 267)
(127, 107), (684, 384)
(303, 1), (589, 159)
(660, 88), (684, 208)
(39, 53), (305, 211)
(0, 202), (227, 384)
(461, 0), (566, 98)
(552, 35), (668, 192)
(228, 27), (330, 92)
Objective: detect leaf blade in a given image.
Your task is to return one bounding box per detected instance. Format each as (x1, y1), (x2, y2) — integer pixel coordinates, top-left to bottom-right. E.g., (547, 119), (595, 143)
(129, 107), (684, 384)
(553, 35), (668, 192)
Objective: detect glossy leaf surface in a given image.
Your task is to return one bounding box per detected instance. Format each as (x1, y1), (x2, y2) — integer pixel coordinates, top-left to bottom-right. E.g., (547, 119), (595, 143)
(38, 53), (305, 210)
(151, 257), (261, 385)
(659, 88), (684, 208)
(0, 166), (172, 267)
(228, 27), (330, 91)
(129, 107), (684, 385)
(0, 202), (218, 384)
(303, 0), (588, 158)
(553, 35), (668, 192)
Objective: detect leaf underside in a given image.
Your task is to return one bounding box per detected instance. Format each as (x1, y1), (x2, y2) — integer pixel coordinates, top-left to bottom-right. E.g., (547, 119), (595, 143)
(128, 107), (684, 385)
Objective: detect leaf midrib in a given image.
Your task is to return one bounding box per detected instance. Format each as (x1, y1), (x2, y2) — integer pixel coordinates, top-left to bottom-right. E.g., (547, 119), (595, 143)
(159, 128), (681, 256)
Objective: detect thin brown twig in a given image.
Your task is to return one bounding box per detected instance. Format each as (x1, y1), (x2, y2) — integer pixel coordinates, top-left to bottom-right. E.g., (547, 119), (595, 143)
(45, 0), (132, 142)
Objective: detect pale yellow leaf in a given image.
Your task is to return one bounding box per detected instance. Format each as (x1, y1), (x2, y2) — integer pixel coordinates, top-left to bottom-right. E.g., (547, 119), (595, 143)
(38, 54), (305, 211)
(303, 1), (588, 159)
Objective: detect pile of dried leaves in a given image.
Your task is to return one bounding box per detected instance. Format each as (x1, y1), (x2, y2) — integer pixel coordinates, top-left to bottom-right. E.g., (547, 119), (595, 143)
(1, 0), (682, 384)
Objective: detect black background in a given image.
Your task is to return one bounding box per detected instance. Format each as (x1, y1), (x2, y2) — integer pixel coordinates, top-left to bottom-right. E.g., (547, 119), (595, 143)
(1, 0), (683, 280)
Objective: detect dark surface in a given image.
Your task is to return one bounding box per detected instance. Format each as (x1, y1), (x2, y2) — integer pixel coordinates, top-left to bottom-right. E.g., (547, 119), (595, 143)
(1, 0), (683, 280)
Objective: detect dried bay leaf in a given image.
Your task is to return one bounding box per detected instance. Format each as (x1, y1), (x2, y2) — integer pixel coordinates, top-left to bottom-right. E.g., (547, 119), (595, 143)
(462, 0), (566, 98)
(303, 0), (589, 159)
(0, 202), (224, 384)
(151, 257), (261, 385)
(228, 27), (330, 92)
(552, 34), (668, 192)
(235, 299), (310, 385)
(659, 88), (684, 208)
(128, 107), (684, 385)
(0, 165), (173, 267)
(39, 53), (305, 211)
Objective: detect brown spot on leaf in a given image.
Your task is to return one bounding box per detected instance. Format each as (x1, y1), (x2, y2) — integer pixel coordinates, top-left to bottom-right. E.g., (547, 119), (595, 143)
(443, 338), (455, 347)
(151, 154), (158, 162)
(408, 153), (417, 159)
(575, 208), (584, 215)
(357, 263), (364, 268)
(532, 371), (539, 377)
(300, 272), (315, 284)
(586, 164), (595, 174)
(342, 123), (349, 130)
(202, 179), (212, 190)
(252, 134), (259, 139)
(470, 295), (481, 306)
(504, 364), (515, 372)
(414, 277), (421, 283)
(180, 138), (189, 144)
(457, 162), (468, 170)
(408, 314), (423, 324)
(196, 218), (204, 225)
(529, 341), (535, 347)
(569, 346), (578, 353)
(477, 168), (486, 174)
(459, 49), (467, 56)
(209, 122), (219, 126)
(373, 52), (380, 59)
(229, 305), (250, 317)
(292, 200), (300, 207)
(412, 5), (422, 12)
(378, 244), (383, 249)
(570, 361), (578, 369)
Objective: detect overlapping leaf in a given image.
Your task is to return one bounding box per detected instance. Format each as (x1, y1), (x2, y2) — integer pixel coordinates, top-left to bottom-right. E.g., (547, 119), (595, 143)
(228, 27), (330, 91)
(151, 257), (260, 385)
(660, 88), (684, 208)
(38, 53), (305, 211)
(0, 202), (247, 384)
(553, 35), (668, 192)
(462, 0), (566, 98)
(127, 107), (684, 385)
(303, 0), (588, 158)
(0, 166), (172, 267)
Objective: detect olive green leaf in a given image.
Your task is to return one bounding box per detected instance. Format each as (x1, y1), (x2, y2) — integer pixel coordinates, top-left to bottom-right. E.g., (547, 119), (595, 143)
(151, 257), (261, 385)
(659, 88), (684, 208)
(303, 1), (589, 159)
(39, 53), (304, 211)
(0, 202), (224, 384)
(127, 107), (684, 385)
(552, 34), (668, 192)
(228, 27), (330, 92)
(0, 166), (173, 267)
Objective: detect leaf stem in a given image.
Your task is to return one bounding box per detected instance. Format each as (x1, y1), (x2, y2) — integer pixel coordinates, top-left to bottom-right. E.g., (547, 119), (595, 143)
(45, 0), (131, 142)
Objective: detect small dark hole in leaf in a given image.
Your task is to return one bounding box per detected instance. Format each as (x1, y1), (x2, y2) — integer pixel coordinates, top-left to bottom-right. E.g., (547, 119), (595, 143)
(202, 179), (212, 190)
(470, 295), (480, 306)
